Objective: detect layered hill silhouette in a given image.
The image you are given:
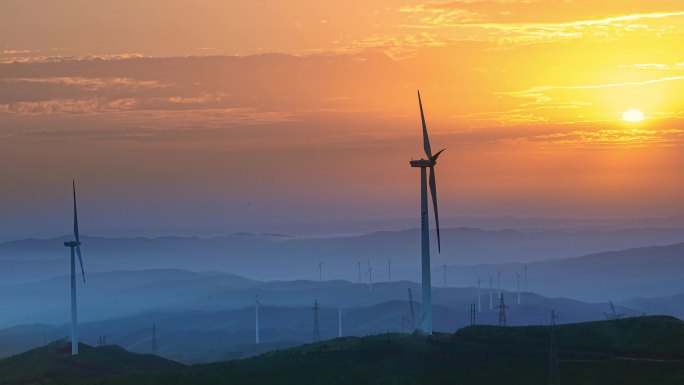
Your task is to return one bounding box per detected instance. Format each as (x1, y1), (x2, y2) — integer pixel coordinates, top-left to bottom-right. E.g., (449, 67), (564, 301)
(6, 316), (682, 385)
(0, 339), (182, 384)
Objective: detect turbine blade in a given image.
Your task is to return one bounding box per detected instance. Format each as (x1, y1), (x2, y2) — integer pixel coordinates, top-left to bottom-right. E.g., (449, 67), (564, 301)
(72, 181), (80, 243)
(418, 90), (432, 159)
(432, 149), (446, 162)
(429, 166), (441, 253)
(76, 245), (85, 283)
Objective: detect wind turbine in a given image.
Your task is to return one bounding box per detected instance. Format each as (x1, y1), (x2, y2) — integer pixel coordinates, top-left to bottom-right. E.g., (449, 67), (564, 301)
(63, 181), (86, 355)
(387, 260), (392, 282)
(338, 308), (343, 338)
(366, 260), (373, 292)
(442, 264), (448, 289)
(516, 272), (521, 305)
(409, 90), (445, 335)
(318, 262), (323, 282)
(255, 295), (262, 345)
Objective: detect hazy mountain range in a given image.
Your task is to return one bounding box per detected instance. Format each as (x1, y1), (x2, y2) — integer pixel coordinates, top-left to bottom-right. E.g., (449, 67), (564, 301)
(2, 226), (684, 285)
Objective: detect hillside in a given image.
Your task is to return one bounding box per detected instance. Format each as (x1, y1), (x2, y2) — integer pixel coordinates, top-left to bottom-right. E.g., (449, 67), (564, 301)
(0, 340), (183, 384)
(59, 316), (684, 385)
(0, 292), (639, 363)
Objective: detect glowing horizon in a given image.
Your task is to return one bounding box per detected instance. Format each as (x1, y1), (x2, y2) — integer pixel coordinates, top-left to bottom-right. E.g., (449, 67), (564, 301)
(1, 0), (683, 238)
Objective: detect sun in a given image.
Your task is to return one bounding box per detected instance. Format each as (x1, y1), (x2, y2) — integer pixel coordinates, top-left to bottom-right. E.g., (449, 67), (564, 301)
(622, 108), (645, 123)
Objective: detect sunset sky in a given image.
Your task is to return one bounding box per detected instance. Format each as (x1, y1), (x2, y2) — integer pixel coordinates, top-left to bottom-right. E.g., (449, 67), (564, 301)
(1, 0), (683, 238)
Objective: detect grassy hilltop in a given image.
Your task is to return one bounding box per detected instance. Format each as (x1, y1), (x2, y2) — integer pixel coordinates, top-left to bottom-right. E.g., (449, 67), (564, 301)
(4, 316), (684, 385)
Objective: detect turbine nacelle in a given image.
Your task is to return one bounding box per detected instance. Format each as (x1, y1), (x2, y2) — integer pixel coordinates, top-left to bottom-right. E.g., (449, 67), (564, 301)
(64, 241), (81, 247)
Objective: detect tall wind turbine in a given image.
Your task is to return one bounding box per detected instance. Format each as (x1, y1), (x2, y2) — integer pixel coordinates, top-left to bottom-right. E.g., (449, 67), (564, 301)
(64, 181), (86, 355)
(255, 295), (262, 345)
(409, 91), (445, 335)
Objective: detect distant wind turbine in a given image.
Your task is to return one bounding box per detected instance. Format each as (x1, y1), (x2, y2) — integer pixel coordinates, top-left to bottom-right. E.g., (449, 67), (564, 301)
(63, 181), (86, 355)
(338, 308), (343, 338)
(516, 272), (521, 305)
(442, 264), (448, 289)
(387, 260), (392, 282)
(318, 262), (323, 282)
(409, 90), (445, 335)
(366, 261), (373, 292)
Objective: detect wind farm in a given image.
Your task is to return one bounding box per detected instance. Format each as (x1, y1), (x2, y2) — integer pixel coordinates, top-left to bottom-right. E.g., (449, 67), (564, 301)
(2, 1), (684, 384)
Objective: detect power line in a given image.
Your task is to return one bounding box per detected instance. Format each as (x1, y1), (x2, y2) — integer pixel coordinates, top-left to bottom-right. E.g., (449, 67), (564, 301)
(313, 299), (320, 343)
(496, 293), (508, 327)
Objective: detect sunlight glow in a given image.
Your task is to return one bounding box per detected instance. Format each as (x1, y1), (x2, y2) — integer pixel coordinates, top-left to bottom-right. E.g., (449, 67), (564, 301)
(622, 108), (645, 123)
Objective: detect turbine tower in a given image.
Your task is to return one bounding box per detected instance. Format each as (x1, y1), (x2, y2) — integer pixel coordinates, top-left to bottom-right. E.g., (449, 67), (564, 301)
(338, 308), (343, 338)
(63, 181), (86, 355)
(387, 260), (392, 282)
(255, 295), (262, 345)
(409, 90), (445, 335)
(442, 264), (448, 289)
(516, 272), (521, 305)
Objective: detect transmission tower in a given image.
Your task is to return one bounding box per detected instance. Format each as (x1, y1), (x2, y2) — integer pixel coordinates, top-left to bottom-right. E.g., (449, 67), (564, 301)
(313, 299), (321, 343)
(549, 309), (560, 385)
(152, 322), (158, 354)
(470, 304), (476, 326)
(496, 293), (508, 326)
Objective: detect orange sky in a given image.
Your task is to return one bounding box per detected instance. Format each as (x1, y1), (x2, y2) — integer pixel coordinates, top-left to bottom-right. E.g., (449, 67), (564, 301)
(1, 0), (683, 237)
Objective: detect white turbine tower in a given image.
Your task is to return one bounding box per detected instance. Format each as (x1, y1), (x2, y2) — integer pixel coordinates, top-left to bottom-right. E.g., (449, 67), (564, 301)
(338, 308), (343, 337)
(318, 262), (323, 282)
(516, 272), (521, 305)
(442, 264), (448, 289)
(63, 181), (86, 355)
(255, 295), (262, 345)
(387, 260), (392, 282)
(410, 91), (445, 335)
